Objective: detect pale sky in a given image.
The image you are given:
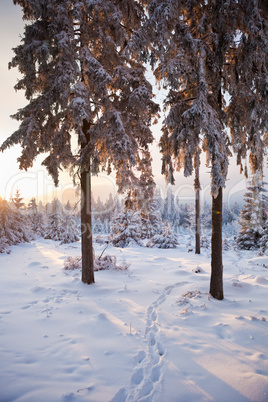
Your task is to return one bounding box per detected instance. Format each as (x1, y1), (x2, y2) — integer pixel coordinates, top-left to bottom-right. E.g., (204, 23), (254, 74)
(0, 0), (252, 207)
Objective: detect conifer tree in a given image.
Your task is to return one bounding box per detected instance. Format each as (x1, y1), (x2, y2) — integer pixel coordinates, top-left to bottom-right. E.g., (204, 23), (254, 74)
(64, 200), (72, 212)
(162, 185), (177, 228)
(144, 201), (163, 238)
(259, 222), (268, 255)
(0, 197), (31, 252)
(147, 222), (178, 249)
(60, 212), (80, 244)
(12, 188), (25, 210)
(28, 197), (38, 213)
(131, 0), (267, 299)
(237, 171), (268, 250)
(93, 217), (104, 234)
(178, 204), (193, 229)
(30, 210), (47, 238)
(28, 197), (46, 237)
(111, 208), (143, 247)
(45, 199), (64, 241)
(1, 1), (158, 284)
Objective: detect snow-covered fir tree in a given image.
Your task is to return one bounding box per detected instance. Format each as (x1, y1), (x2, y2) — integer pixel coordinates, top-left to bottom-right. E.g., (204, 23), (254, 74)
(200, 202), (212, 231)
(27, 197), (38, 212)
(38, 200), (44, 213)
(147, 222), (178, 249)
(12, 188), (25, 210)
(237, 171), (268, 250)
(162, 185), (177, 228)
(223, 205), (236, 226)
(93, 217), (104, 234)
(1, 0), (159, 284)
(111, 209), (143, 248)
(145, 202), (163, 238)
(259, 221), (268, 255)
(178, 204), (193, 230)
(60, 212), (80, 244)
(45, 199), (64, 241)
(64, 200), (72, 212)
(131, 0), (267, 299)
(0, 197), (31, 252)
(30, 211), (47, 238)
(154, 187), (164, 216)
(27, 197), (47, 238)
(0, 226), (9, 254)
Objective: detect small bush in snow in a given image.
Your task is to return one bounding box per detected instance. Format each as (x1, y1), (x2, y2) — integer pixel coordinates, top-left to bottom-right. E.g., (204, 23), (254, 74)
(64, 256), (82, 270)
(64, 255), (129, 271)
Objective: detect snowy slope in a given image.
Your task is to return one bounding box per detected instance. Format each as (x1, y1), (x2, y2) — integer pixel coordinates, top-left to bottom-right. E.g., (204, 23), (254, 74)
(0, 239), (267, 402)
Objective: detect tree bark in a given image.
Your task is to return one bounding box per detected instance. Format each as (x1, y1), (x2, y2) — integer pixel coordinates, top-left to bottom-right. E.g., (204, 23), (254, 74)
(80, 121), (95, 285)
(210, 187), (223, 299)
(195, 165), (201, 254)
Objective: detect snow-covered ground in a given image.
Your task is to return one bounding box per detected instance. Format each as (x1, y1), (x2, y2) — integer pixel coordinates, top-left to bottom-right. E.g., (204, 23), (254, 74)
(0, 237), (268, 402)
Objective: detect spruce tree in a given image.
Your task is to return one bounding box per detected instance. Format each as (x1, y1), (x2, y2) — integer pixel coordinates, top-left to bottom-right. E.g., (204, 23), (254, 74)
(132, 0), (267, 299)
(30, 211), (47, 238)
(162, 185), (177, 228)
(45, 199), (64, 241)
(93, 217), (104, 234)
(0, 197), (31, 252)
(12, 188), (25, 210)
(147, 222), (178, 249)
(60, 212), (80, 244)
(1, 1), (158, 284)
(64, 200), (72, 212)
(237, 171), (268, 250)
(111, 208), (143, 247)
(27, 197), (38, 212)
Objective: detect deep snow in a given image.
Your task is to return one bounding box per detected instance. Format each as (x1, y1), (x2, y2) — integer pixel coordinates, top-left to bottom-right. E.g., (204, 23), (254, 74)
(0, 237), (267, 401)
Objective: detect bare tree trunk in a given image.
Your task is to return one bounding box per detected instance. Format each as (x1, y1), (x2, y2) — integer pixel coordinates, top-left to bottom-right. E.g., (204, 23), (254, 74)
(195, 164), (201, 254)
(210, 187), (223, 299)
(81, 121), (95, 285)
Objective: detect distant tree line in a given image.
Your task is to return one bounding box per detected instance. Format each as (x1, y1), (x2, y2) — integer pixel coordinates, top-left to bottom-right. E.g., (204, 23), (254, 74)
(0, 185), (243, 253)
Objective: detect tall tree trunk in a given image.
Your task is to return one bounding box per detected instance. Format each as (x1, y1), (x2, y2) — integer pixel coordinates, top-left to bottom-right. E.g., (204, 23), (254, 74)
(210, 187), (223, 299)
(81, 121), (95, 285)
(209, 62), (224, 299)
(195, 164), (201, 254)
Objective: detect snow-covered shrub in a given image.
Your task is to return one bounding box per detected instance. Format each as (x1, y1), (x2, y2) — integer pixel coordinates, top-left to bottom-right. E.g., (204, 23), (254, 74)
(95, 235), (109, 245)
(94, 255), (129, 271)
(200, 235), (210, 249)
(64, 255), (129, 271)
(147, 223), (178, 249)
(64, 256), (82, 270)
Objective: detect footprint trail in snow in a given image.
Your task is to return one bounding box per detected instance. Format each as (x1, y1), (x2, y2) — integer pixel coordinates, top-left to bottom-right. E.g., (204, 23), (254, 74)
(111, 282), (185, 402)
